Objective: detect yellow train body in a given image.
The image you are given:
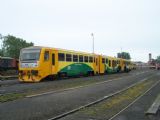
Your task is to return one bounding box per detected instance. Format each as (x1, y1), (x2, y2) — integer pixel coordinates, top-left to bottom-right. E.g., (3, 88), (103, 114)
(19, 46), (132, 82)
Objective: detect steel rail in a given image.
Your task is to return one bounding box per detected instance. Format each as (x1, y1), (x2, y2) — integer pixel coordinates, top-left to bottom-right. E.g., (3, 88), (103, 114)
(47, 75), (155, 120)
(27, 70), (151, 98)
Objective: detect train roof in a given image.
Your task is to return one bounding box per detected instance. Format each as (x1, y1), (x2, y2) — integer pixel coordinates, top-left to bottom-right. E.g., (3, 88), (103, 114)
(21, 46), (131, 61)
(21, 46), (43, 50)
(22, 46), (99, 56)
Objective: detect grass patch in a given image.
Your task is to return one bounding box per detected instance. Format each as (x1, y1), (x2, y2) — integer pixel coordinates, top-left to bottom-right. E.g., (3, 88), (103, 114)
(0, 93), (26, 102)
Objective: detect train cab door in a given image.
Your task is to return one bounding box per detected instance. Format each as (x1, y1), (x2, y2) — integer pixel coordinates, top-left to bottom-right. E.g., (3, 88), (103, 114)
(42, 49), (52, 75)
(51, 50), (58, 75)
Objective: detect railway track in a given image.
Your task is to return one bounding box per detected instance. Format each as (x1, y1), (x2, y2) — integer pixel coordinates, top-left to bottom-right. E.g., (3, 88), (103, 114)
(0, 69), (158, 120)
(1, 73), (123, 87)
(47, 73), (160, 120)
(0, 69), (154, 103)
(0, 69), (151, 96)
(0, 68), (148, 87)
(27, 69), (151, 98)
(108, 79), (160, 120)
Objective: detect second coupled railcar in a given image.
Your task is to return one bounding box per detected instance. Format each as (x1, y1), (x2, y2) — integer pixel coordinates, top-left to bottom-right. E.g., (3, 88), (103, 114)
(19, 46), (132, 82)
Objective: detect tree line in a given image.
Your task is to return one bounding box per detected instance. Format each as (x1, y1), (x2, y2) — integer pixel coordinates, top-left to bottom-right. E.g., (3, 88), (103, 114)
(0, 34), (34, 59)
(0, 34), (159, 62)
(156, 56), (160, 63)
(117, 52), (131, 60)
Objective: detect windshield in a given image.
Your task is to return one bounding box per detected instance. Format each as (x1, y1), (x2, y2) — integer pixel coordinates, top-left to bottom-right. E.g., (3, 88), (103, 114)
(20, 49), (41, 61)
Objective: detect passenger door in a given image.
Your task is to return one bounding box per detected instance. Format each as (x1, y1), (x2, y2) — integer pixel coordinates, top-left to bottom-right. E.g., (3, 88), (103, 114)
(51, 50), (58, 75)
(99, 56), (105, 74)
(95, 55), (100, 74)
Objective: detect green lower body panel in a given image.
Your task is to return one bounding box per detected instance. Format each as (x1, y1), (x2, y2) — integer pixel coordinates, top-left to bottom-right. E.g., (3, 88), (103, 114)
(106, 66), (118, 74)
(59, 63), (93, 76)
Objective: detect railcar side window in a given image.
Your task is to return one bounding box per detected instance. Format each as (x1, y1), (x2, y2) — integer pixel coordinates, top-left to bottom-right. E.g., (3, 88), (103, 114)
(115, 61), (117, 66)
(112, 60), (114, 67)
(52, 54), (55, 65)
(79, 55), (83, 62)
(66, 54), (72, 62)
(73, 55), (78, 62)
(109, 60), (111, 67)
(84, 56), (88, 62)
(113, 60), (116, 67)
(113, 60), (115, 67)
(89, 56), (93, 63)
(58, 53), (65, 61)
(106, 58), (108, 64)
(102, 58), (105, 63)
(44, 51), (49, 61)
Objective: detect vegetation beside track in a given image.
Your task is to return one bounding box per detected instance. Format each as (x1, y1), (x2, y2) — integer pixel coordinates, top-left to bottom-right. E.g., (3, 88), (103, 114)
(74, 78), (157, 119)
(0, 93), (25, 102)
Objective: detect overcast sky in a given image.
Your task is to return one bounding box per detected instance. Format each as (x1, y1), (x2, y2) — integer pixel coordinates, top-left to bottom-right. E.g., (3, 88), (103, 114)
(0, 0), (160, 62)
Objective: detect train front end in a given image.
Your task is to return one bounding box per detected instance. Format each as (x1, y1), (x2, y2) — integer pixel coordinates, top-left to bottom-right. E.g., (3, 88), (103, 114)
(19, 47), (42, 82)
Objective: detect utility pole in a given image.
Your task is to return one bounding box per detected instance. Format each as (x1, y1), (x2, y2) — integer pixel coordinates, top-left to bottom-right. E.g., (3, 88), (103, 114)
(120, 47), (122, 58)
(0, 34), (3, 56)
(0, 34), (3, 48)
(91, 33), (94, 54)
